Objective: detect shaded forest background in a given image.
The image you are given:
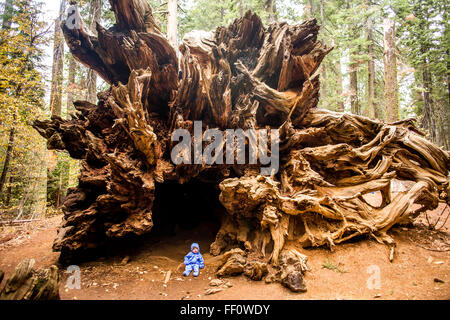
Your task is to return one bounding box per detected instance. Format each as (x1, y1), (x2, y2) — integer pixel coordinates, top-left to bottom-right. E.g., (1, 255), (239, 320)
(0, 0), (448, 222)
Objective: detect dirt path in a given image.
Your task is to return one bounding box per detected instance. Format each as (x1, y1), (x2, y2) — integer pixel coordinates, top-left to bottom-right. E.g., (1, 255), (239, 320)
(0, 204), (449, 300)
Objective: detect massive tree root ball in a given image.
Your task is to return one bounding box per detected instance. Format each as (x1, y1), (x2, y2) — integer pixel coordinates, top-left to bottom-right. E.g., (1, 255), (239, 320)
(33, 0), (449, 290)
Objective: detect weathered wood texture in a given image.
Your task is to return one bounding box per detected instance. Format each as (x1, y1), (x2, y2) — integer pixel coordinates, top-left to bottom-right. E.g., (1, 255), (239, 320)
(34, 0), (449, 270)
(0, 259), (60, 300)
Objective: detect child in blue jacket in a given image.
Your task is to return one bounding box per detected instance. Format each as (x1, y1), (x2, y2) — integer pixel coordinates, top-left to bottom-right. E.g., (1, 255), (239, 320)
(183, 242), (204, 277)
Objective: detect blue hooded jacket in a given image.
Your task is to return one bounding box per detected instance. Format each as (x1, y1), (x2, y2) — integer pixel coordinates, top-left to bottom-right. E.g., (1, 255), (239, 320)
(184, 243), (204, 268)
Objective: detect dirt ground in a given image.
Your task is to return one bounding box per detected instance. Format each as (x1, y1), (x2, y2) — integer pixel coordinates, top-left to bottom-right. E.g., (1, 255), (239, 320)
(0, 201), (449, 300)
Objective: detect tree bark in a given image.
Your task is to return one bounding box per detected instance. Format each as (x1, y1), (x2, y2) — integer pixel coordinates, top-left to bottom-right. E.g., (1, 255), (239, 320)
(0, 126), (15, 195)
(167, 0), (178, 50)
(86, 0), (102, 104)
(347, 0), (360, 116)
(349, 58), (360, 115)
(239, 0), (244, 17)
(63, 55), (79, 206)
(367, 14), (376, 119)
(421, 61), (436, 142)
(319, 0), (327, 100)
(383, 18), (399, 122)
(47, 1), (68, 210)
(304, 0), (315, 18)
(66, 55), (77, 115)
(335, 57), (345, 112)
(0, 259), (60, 300)
(1, 0), (13, 29)
(5, 174), (13, 206)
(49, 0), (66, 117)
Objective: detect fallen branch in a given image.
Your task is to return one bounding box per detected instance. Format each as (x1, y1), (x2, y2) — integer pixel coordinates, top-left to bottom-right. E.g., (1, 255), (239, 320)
(0, 219), (42, 226)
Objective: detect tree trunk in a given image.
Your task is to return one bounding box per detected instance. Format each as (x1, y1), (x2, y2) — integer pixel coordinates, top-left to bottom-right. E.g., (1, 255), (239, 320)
(5, 174), (13, 206)
(49, 0), (66, 117)
(1, 0), (13, 29)
(66, 55), (77, 116)
(347, 0), (360, 116)
(33, 0), (449, 291)
(86, 0), (102, 104)
(167, 0), (178, 50)
(367, 14), (376, 119)
(62, 56), (79, 207)
(319, 0), (327, 100)
(383, 18), (399, 123)
(265, 0), (277, 23)
(0, 259), (60, 300)
(305, 0), (315, 18)
(47, 1), (68, 210)
(0, 126), (15, 195)
(349, 58), (360, 115)
(239, 0), (244, 17)
(334, 56), (345, 112)
(421, 61), (436, 142)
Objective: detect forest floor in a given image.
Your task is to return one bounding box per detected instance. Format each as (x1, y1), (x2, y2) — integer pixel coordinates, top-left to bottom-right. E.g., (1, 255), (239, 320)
(0, 195), (449, 300)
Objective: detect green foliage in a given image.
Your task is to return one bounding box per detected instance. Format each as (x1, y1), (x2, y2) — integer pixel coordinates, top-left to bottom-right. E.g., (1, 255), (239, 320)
(392, 0), (449, 148)
(322, 259), (347, 273)
(46, 152), (70, 208)
(0, 0), (50, 218)
(178, 0), (279, 38)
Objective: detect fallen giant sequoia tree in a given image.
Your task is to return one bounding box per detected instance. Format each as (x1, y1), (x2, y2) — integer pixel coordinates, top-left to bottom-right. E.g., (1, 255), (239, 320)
(34, 0), (449, 289)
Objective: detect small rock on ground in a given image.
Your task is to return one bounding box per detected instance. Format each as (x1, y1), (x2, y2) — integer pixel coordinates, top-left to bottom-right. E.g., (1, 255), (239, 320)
(205, 287), (224, 295)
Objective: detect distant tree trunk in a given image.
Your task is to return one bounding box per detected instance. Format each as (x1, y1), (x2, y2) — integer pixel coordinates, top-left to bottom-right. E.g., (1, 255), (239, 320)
(435, 101), (448, 150)
(349, 57), (360, 115)
(367, 14), (376, 119)
(220, 2), (225, 21)
(303, 0), (315, 19)
(383, 18), (399, 122)
(308, 0), (328, 103)
(5, 175), (13, 206)
(444, 48), (450, 149)
(86, 0), (102, 104)
(1, 0), (13, 29)
(0, 1), (16, 195)
(239, 0), (244, 17)
(167, 0), (178, 50)
(346, 0), (359, 115)
(421, 61), (436, 142)
(49, 0), (66, 116)
(447, 48), (450, 107)
(0, 126), (15, 195)
(62, 56), (78, 206)
(335, 57), (345, 112)
(33, 1), (449, 280)
(319, 0), (327, 99)
(48, 0), (67, 208)
(306, 0), (315, 17)
(66, 56), (77, 115)
(265, 0), (277, 23)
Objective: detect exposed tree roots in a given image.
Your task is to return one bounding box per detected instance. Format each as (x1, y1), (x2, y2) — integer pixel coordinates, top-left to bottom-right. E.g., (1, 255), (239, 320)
(33, 0), (449, 291)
